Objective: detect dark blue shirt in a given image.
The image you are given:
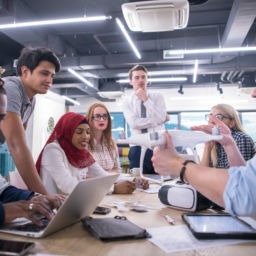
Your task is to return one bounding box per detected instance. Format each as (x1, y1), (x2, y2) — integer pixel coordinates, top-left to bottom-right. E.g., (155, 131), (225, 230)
(0, 185), (33, 226)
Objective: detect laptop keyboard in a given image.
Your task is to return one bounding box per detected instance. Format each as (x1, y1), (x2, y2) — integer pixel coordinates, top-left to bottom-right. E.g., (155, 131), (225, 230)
(10, 217), (50, 232)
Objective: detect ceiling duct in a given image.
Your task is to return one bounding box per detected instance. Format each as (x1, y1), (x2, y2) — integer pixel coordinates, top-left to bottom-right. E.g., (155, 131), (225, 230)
(188, 0), (208, 5)
(121, 0), (189, 32)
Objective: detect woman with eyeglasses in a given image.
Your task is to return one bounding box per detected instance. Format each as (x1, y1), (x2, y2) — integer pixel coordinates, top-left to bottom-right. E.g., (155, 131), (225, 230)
(192, 103), (255, 168)
(87, 103), (149, 194)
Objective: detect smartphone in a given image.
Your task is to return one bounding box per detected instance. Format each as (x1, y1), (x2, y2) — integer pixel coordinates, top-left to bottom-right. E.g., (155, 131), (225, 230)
(0, 239), (35, 256)
(93, 206), (111, 215)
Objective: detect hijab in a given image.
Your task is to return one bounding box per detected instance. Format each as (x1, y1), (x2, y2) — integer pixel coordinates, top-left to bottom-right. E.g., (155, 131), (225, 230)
(36, 112), (95, 174)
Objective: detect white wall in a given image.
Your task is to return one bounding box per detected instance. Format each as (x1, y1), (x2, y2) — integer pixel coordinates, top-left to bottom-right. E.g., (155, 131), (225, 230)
(70, 85), (256, 113)
(26, 91), (66, 161)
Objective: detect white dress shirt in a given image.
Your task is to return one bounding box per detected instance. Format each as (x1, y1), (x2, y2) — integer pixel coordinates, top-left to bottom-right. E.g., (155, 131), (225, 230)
(40, 141), (107, 195)
(122, 91), (167, 135)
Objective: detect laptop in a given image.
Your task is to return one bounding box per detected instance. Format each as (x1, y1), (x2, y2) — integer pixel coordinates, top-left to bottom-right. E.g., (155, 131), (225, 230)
(140, 153), (197, 184)
(0, 174), (119, 238)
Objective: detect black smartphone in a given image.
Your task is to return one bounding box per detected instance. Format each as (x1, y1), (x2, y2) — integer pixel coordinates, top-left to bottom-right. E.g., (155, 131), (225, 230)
(0, 239), (35, 256)
(93, 206), (111, 215)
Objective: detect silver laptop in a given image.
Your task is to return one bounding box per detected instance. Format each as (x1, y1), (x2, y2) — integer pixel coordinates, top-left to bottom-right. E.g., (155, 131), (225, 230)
(140, 154), (197, 184)
(0, 174), (119, 238)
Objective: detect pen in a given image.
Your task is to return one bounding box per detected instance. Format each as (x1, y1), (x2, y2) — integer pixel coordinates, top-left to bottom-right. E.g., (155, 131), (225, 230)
(164, 215), (175, 225)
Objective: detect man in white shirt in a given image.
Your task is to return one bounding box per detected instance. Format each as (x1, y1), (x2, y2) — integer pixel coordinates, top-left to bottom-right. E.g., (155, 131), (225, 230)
(122, 65), (169, 174)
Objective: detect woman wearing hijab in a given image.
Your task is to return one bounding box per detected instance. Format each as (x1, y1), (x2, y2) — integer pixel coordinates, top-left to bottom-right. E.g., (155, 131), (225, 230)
(36, 112), (108, 195)
(36, 112), (146, 195)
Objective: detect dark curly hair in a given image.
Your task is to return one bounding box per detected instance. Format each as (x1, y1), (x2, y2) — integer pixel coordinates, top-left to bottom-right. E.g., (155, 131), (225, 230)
(16, 47), (61, 76)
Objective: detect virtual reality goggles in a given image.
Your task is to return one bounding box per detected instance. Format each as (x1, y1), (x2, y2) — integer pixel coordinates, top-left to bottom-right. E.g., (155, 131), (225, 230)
(158, 181), (212, 212)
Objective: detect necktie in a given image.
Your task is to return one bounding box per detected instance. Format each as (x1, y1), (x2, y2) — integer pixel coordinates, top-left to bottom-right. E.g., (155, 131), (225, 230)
(141, 101), (148, 133)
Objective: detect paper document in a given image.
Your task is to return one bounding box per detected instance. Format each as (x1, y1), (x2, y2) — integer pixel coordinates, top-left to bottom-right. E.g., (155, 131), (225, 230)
(136, 183), (161, 194)
(147, 225), (253, 254)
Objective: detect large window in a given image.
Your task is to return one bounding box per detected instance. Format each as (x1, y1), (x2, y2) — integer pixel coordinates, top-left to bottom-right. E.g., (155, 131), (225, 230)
(240, 112), (256, 142)
(110, 111), (256, 142)
(110, 113), (125, 141)
(180, 112), (208, 130)
(165, 113), (179, 130)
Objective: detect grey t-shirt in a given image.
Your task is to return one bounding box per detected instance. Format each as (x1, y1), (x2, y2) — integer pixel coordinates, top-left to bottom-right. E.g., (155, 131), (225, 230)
(3, 76), (36, 125)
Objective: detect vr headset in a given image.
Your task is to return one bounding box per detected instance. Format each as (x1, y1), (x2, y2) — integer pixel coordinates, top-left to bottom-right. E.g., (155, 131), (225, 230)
(158, 181), (211, 212)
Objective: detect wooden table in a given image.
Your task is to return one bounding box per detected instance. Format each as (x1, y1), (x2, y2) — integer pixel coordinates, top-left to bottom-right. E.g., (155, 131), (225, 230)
(1, 191), (256, 256)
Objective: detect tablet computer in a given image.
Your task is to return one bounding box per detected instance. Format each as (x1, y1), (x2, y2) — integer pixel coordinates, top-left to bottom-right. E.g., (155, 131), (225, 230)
(182, 213), (256, 239)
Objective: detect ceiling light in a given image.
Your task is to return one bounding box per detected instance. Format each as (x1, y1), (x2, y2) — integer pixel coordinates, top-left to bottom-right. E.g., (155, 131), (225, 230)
(193, 59), (198, 83)
(117, 70), (190, 77)
(68, 68), (94, 88)
(62, 96), (80, 106)
(178, 85), (184, 95)
(217, 83), (223, 94)
(116, 77), (187, 83)
(165, 46), (256, 55)
(0, 16), (112, 29)
(115, 17), (141, 59)
(169, 96), (249, 104)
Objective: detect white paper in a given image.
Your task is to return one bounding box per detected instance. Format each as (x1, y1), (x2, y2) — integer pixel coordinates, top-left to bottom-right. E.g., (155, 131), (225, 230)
(147, 225), (252, 254)
(136, 183), (161, 193)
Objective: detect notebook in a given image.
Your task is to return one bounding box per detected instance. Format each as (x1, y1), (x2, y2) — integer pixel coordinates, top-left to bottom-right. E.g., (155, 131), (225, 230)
(0, 174), (119, 238)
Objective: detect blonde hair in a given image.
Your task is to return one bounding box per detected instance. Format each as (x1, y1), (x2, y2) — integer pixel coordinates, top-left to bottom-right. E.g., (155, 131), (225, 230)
(211, 103), (246, 166)
(86, 102), (115, 154)
(211, 103), (246, 133)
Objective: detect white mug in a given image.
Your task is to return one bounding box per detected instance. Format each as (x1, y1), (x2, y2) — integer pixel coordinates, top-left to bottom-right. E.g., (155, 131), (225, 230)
(130, 168), (140, 177)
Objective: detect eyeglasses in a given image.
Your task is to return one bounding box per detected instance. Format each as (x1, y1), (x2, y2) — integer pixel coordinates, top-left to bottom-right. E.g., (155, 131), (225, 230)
(205, 113), (231, 122)
(0, 113), (6, 121)
(92, 113), (108, 121)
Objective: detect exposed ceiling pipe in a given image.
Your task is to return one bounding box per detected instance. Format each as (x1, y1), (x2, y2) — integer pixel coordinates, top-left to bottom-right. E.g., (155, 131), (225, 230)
(230, 70), (239, 82)
(220, 71), (227, 81)
(236, 70), (244, 79)
(93, 34), (111, 55)
(226, 71), (234, 82)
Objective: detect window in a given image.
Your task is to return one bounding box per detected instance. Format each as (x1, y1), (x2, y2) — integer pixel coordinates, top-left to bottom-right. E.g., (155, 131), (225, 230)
(240, 112), (256, 142)
(165, 113), (178, 130)
(110, 113), (125, 141)
(180, 112), (208, 130)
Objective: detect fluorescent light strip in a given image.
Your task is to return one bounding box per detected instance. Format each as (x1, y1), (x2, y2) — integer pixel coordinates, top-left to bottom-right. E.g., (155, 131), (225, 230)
(169, 96), (249, 103)
(0, 16), (112, 29)
(117, 70), (191, 77)
(115, 18), (141, 59)
(166, 46), (256, 55)
(68, 68), (94, 88)
(62, 96), (80, 106)
(193, 60), (198, 83)
(117, 77), (187, 83)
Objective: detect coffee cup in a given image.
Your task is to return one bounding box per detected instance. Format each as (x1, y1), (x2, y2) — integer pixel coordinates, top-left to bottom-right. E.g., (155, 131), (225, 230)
(129, 168), (140, 177)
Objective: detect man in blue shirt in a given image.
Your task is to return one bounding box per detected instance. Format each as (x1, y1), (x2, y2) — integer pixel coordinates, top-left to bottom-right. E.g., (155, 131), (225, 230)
(0, 68), (64, 227)
(152, 115), (256, 216)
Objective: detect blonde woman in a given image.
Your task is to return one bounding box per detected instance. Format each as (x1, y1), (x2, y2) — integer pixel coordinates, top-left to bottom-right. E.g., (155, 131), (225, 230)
(192, 104), (255, 168)
(87, 103), (148, 193)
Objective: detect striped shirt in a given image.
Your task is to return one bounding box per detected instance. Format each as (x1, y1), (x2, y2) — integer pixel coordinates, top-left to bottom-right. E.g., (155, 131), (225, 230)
(90, 138), (120, 172)
(216, 130), (255, 168)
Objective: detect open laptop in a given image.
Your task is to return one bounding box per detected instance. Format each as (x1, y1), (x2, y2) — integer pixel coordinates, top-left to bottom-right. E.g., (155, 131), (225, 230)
(140, 153), (197, 184)
(0, 174), (119, 238)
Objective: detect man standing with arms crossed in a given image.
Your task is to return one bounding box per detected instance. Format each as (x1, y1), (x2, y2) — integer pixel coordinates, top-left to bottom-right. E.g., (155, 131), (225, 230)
(122, 65), (169, 174)
(1, 47), (61, 194)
